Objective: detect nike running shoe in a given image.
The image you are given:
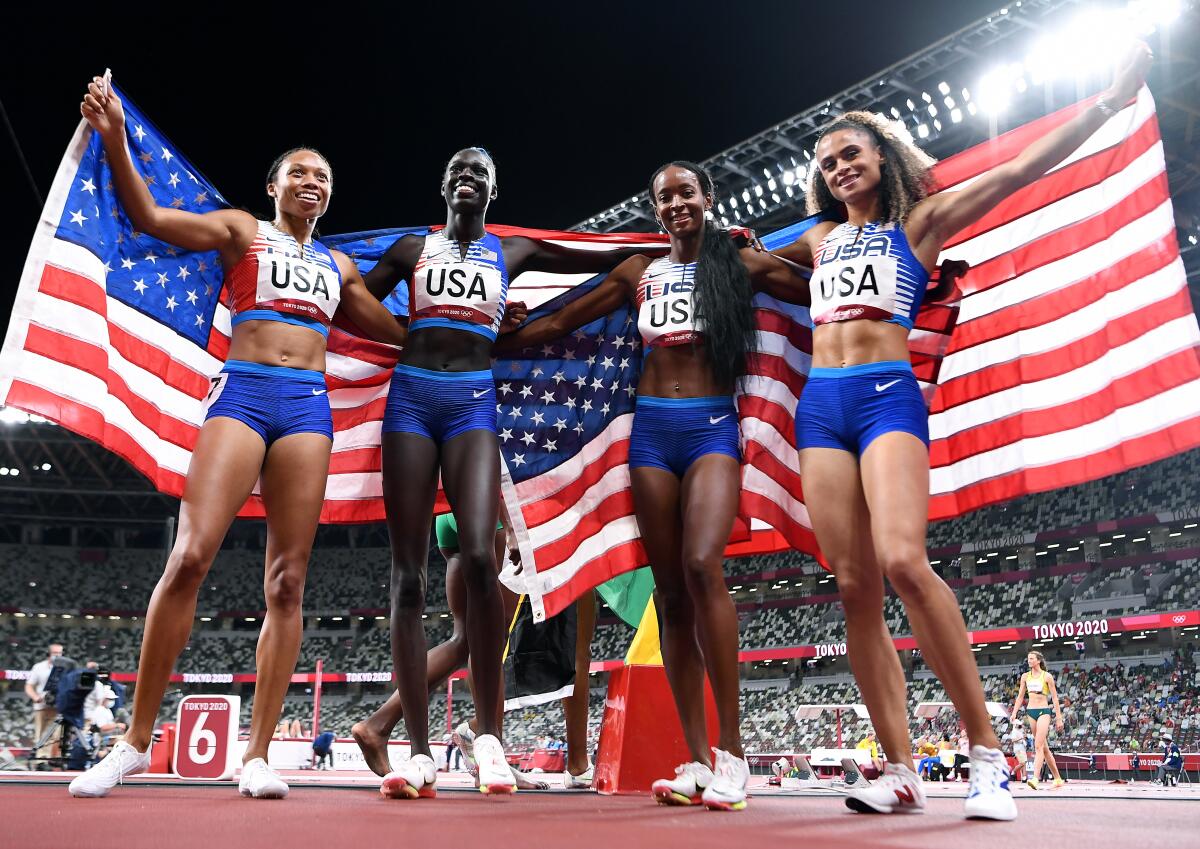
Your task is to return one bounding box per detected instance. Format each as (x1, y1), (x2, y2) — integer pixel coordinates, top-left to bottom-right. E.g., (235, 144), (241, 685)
(963, 745), (1018, 821)
(652, 761), (714, 806)
(381, 753), (437, 799)
(68, 741), (150, 798)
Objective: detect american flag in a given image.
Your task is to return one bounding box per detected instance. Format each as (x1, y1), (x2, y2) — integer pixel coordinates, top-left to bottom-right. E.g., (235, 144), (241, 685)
(1, 86), (1195, 621)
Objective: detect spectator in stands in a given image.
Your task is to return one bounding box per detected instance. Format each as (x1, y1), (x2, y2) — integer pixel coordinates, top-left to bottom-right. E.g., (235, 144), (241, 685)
(1151, 730), (1183, 786)
(914, 736), (939, 779)
(25, 643), (64, 759)
(856, 730), (884, 775)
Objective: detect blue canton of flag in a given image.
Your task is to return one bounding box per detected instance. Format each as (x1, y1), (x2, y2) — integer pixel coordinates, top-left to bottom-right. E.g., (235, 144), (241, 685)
(492, 277), (640, 482)
(53, 87), (229, 348)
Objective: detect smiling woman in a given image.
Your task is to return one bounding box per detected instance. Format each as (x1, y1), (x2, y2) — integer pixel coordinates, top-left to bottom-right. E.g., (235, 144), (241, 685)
(65, 75), (408, 803)
(352, 146), (660, 800)
(492, 159), (809, 812)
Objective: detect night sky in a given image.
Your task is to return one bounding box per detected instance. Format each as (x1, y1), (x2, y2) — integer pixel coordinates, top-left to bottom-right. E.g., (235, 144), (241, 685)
(0, 1), (1004, 332)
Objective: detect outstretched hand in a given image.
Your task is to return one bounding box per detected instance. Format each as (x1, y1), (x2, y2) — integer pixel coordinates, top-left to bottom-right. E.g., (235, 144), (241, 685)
(80, 73), (125, 140)
(1106, 40), (1153, 106)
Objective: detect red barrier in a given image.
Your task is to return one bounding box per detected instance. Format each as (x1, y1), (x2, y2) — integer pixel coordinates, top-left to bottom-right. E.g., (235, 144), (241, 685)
(594, 665), (719, 795)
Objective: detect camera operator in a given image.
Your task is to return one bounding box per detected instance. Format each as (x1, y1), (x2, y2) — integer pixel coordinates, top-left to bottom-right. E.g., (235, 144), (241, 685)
(25, 644), (65, 759)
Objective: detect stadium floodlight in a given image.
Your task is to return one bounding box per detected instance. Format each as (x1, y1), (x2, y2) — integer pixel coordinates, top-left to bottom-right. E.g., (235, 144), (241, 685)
(754, 184), (764, 198)
(917, 124), (930, 139)
(967, 101), (978, 116)
(906, 98), (916, 111)
(741, 189), (751, 203)
(921, 91), (933, 103)
(782, 171), (795, 187)
(934, 119), (943, 131)
(938, 81), (951, 95)
(977, 67), (1012, 115)
(944, 96), (956, 109)
(767, 178), (777, 191)
(41, 463), (51, 471)
(928, 104), (938, 117)
(951, 108), (964, 123)
(890, 106), (902, 119)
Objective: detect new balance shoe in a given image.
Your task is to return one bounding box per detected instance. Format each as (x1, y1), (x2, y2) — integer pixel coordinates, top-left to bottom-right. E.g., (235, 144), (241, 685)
(963, 745), (1017, 821)
(68, 741), (150, 798)
(566, 761), (594, 789)
(652, 761), (713, 806)
(845, 763), (926, 815)
(474, 734), (515, 795)
(702, 749), (750, 812)
(238, 757), (288, 799)
(381, 753), (437, 799)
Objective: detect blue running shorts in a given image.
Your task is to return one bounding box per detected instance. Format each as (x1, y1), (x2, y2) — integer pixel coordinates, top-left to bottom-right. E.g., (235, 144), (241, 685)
(382, 364), (497, 443)
(628, 395), (740, 477)
(203, 359), (333, 444)
(794, 360), (928, 456)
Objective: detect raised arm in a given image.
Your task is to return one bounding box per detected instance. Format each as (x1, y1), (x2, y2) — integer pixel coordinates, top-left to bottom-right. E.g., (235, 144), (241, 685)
(80, 76), (254, 254)
(911, 43), (1152, 254)
(502, 235), (666, 276)
(741, 246), (811, 304)
(331, 252), (407, 346)
(362, 234), (424, 301)
(491, 255), (645, 354)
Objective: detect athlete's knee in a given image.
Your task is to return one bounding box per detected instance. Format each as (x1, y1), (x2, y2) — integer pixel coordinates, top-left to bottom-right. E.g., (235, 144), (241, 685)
(264, 555), (308, 612)
(879, 548), (938, 601)
(681, 554), (726, 598)
(835, 570), (884, 617)
(456, 542), (498, 593)
(391, 563), (426, 612)
(162, 543), (215, 593)
(654, 585), (692, 622)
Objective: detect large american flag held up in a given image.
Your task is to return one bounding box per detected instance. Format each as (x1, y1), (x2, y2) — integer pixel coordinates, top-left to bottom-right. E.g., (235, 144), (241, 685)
(1, 86), (1195, 621)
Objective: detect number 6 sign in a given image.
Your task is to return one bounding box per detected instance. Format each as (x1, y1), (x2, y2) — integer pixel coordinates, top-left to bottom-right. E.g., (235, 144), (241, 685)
(174, 695), (241, 779)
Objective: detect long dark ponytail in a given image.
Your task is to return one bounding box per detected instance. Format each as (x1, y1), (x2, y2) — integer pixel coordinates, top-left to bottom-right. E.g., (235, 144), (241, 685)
(648, 161), (757, 388)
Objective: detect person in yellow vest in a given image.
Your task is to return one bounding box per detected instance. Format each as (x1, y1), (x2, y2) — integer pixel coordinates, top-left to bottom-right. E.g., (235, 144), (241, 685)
(857, 729), (885, 776)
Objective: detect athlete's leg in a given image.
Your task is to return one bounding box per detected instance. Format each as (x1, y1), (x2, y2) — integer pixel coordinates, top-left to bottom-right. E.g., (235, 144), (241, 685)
(440, 430), (504, 739)
(678, 455), (743, 757)
(382, 432), (441, 758)
(564, 590), (597, 776)
(632, 466), (711, 765)
(859, 432), (1000, 751)
(801, 446), (914, 769)
(1031, 714), (1051, 783)
(125, 418), (266, 751)
(354, 552), (470, 775)
(243, 432), (331, 764)
(1043, 726), (1063, 781)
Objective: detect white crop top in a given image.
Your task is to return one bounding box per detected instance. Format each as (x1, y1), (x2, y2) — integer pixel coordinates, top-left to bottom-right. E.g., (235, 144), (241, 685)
(635, 257), (703, 348)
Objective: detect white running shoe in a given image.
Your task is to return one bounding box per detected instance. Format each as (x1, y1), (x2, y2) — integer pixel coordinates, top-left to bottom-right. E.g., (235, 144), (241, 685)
(473, 734), (515, 795)
(652, 761), (714, 806)
(566, 761), (594, 789)
(381, 753), (437, 800)
(963, 745), (1018, 821)
(68, 740), (150, 798)
(453, 721), (477, 771)
(844, 763), (926, 815)
(238, 757), (288, 799)
(702, 749), (750, 812)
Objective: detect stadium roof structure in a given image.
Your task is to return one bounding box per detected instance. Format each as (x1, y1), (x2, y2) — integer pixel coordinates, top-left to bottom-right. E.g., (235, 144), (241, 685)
(574, 0), (1200, 288)
(1, 0), (1198, 534)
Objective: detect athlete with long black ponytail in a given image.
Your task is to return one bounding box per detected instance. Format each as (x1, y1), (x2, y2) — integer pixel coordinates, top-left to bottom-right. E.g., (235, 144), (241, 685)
(494, 161), (806, 811)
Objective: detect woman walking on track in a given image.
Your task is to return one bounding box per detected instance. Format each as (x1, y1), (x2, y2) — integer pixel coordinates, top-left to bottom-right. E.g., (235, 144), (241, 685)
(1010, 651), (1065, 789)
(68, 76), (406, 800)
(775, 44), (1152, 820)
(359, 147), (656, 798)
(495, 160), (808, 811)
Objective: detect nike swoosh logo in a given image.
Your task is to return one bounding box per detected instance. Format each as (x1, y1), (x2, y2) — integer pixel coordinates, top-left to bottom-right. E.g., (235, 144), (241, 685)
(709, 414), (730, 424)
(472, 389), (490, 398)
(875, 379), (901, 392)
(311, 388), (326, 395)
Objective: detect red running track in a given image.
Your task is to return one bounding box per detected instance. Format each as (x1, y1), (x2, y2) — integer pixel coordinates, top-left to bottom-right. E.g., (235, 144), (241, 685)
(4, 784), (1198, 849)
